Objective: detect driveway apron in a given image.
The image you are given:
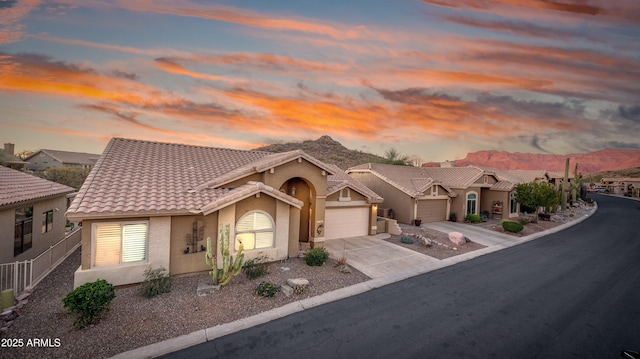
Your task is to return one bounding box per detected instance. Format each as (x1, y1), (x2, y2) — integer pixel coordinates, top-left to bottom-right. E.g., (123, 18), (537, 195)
(323, 234), (439, 279)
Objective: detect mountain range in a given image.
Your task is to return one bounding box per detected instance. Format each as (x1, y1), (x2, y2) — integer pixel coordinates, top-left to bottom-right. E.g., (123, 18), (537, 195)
(255, 136), (640, 174)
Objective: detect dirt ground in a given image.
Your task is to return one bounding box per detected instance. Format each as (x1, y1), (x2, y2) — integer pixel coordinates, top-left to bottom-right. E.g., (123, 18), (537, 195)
(383, 227), (487, 260)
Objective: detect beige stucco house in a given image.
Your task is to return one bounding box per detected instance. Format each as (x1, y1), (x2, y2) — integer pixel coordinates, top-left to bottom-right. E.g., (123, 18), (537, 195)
(347, 163), (524, 224)
(0, 166), (75, 264)
(66, 138), (382, 287)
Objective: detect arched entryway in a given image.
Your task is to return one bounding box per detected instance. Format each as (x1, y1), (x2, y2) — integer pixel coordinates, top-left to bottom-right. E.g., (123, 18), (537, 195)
(280, 177), (314, 242)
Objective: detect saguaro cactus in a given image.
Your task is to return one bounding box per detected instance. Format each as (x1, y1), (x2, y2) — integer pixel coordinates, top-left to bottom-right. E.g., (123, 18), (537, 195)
(205, 224), (244, 286)
(561, 158), (569, 210)
(571, 163), (579, 203)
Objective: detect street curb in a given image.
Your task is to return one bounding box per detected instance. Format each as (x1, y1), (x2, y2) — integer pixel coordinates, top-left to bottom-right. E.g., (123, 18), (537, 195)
(111, 204), (598, 359)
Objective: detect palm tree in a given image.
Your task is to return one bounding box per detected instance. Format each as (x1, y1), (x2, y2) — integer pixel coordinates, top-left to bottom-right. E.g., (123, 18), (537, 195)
(383, 148), (411, 166)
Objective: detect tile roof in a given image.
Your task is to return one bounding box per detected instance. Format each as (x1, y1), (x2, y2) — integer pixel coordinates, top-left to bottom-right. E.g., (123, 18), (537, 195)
(66, 138), (363, 219)
(67, 138), (272, 218)
(26, 149), (101, 166)
(347, 163), (457, 197)
(0, 166), (75, 209)
(325, 164), (383, 203)
(195, 150), (337, 191)
(201, 181), (303, 215)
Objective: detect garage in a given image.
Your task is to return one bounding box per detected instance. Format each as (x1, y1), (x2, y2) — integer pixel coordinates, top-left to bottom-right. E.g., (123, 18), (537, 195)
(416, 199), (447, 222)
(324, 206), (370, 240)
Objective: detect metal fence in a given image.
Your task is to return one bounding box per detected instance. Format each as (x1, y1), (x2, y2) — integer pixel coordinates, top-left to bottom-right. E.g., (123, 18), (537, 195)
(0, 228), (81, 296)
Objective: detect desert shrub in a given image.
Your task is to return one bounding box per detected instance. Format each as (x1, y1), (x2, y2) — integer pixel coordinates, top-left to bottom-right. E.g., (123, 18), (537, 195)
(304, 247), (330, 266)
(140, 267), (173, 298)
(62, 279), (116, 329)
(502, 221), (524, 233)
(242, 255), (270, 280)
(400, 234), (414, 244)
(466, 214), (482, 223)
(518, 217), (530, 225)
(255, 281), (280, 297)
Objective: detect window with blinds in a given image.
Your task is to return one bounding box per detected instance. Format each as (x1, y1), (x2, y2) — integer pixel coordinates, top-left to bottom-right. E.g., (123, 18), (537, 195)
(235, 211), (274, 251)
(94, 222), (148, 266)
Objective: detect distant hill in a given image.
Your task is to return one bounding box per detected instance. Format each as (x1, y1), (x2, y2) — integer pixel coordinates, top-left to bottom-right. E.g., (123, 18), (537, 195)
(422, 148), (640, 173)
(253, 135), (387, 169)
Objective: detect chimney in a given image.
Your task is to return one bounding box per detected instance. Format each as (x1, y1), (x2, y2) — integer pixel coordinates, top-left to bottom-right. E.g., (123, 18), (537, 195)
(4, 143), (15, 156)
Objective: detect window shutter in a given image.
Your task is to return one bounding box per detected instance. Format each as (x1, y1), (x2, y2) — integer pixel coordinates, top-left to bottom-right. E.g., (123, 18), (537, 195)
(122, 224), (147, 262)
(95, 224), (121, 266)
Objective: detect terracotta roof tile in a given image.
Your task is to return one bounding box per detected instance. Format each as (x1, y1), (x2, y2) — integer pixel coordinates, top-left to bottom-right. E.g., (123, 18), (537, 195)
(67, 138), (272, 218)
(325, 164), (383, 203)
(0, 167), (75, 208)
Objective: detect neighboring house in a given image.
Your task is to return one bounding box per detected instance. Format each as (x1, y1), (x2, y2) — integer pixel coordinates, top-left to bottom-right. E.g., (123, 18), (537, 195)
(24, 149), (101, 171)
(66, 138), (382, 287)
(347, 163), (521, 224)
(0, 166), (75, 263)
(600, 178), (640, 197)
(0, 143), (28, 170)
(346, 163), (458, 224)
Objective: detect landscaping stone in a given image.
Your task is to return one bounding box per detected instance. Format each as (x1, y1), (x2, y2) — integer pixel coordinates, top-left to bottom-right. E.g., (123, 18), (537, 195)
(197, 283), (220, 296)
(448, 231), (466, 246)
(287, 278), (309, 287)
(280, 285), (293, 297)
(336, 264), (352, 274)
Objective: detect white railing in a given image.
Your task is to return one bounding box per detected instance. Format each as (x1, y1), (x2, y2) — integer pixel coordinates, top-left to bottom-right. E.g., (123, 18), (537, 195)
(0, 228), (81, 297)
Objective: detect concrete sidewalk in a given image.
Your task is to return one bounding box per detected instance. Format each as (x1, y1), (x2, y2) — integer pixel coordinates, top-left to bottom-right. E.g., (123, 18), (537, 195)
(113, 205), (597, 359)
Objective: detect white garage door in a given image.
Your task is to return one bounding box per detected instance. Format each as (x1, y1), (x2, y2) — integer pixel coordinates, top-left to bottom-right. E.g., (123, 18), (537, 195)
(325, 207), (369, 240)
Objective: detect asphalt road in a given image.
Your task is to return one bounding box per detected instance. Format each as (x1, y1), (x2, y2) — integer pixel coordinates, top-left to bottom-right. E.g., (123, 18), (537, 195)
(161, 194), (640, 359)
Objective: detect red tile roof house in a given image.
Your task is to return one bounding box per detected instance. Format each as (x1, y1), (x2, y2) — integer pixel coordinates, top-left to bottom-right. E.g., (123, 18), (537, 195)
(0, 166), (75, 264)
(347, 163), (523, 224)
(66, 138), (383, 287)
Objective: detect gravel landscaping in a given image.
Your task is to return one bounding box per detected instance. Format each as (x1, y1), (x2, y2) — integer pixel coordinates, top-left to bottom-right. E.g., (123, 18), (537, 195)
(385, 226), (486, 260)
(2, 249), (368, 359)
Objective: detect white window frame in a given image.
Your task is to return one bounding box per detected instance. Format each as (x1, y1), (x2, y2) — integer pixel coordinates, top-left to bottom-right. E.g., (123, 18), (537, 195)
(235, 211), (275, 251)
(466, 191), (478, 215)
(92, 221), (149, 267)
(339, 188), (351, 202)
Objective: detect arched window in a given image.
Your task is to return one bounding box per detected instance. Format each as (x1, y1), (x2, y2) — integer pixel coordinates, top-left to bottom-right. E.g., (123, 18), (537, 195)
(466, 192), (477, 215)
(235, 211), (274, 251)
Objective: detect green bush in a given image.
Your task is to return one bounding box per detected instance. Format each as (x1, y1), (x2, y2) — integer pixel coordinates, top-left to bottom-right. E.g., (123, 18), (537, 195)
(255, 281), (280, 297)
(242, 255), (270, 280)
(466, 214), (482, 223)
(303, 247), (330, 266)
(400, 234), (414, 244)
(502, 221), (524, 233)
(518, 217), (530, 225)
(62, 279), (116, 329)
(140, 267), (173, 298)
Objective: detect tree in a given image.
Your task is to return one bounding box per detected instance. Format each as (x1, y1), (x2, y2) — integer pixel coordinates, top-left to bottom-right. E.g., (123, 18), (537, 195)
(383, 148), (411, 166)
(515, 182), (559, 214)
(41, 167), (91, 189)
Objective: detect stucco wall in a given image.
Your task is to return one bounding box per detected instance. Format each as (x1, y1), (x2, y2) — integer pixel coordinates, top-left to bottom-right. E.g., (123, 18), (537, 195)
(0, 195), (69, 264)
(348, 172), (414, 224)
(170, 214), (218, 276)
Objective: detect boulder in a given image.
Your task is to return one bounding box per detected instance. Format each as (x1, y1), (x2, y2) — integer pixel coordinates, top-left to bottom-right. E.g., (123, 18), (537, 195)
(448, 232), (466, 246)
(287, 278), (309, 287)
(280, 285), (293, 297)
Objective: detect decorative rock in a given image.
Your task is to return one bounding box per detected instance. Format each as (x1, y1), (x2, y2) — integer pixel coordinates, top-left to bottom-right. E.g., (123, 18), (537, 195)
(280, 285), (293, 297)
(196, 283), (220, 297)
(287, 278), (309, 287)
(336, 264), (352, 274)
(280, 267), (290, 271)
(448, 232), (466, 246)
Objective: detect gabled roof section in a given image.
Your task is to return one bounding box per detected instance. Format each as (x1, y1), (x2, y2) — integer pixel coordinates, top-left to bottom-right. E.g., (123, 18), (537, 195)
(67, 138), (272, 218)
(325, 164), (383, 203)
(0, 166), (75, 209)
(420, 166), (491, 188)
(491, 181), (515, 191)
(195, 149), (337, 191)
(200, 181), (303, 215)
(347, 163), (457, 198)
(25, 149), (101, 166)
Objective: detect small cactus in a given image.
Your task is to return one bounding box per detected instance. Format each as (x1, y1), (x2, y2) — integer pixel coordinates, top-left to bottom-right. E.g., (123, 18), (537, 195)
(206, 224), (244, 286)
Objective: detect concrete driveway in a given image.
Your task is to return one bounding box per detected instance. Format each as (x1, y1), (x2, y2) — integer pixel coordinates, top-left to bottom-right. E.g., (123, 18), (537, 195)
(323, 234), (439, 278)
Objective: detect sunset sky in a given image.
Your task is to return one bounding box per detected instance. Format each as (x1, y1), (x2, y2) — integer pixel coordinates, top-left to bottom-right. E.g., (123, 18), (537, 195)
(1, 0), (639, 162)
